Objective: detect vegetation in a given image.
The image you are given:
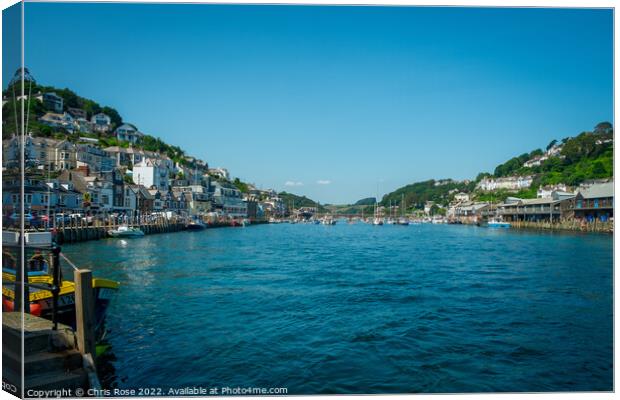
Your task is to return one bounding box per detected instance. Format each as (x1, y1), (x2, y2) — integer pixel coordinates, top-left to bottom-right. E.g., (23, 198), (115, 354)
(2, 82), (124, 140)
(233, 178), (249, 193)
(278, 192), (328, 212)
(380, 179), (476, 209)
(354, 197), (376, 205)
(379, 123), (613, 207)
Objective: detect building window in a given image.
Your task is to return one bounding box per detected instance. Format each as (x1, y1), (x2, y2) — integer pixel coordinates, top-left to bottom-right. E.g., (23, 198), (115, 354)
(594, 199), (599, 209)
(24, 194), (32, 204)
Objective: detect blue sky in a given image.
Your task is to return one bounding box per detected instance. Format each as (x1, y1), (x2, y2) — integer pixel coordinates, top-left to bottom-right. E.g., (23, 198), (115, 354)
(9, 4), (614, 203)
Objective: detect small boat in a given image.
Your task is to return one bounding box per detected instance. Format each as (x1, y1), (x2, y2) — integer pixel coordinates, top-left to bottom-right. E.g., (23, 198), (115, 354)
(397, 217), (410, 225)
(321, 216), (336, 225)
(186, 219), (206, 230)
(2, 231), (119, 342)
(372, 217), (384, 225)
(487, 218), (511, 228)
(108, 225), (145, 237)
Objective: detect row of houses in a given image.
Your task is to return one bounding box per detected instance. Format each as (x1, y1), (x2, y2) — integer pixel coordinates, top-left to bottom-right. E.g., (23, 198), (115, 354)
(2, 137), (288, 220)
(448, 181), (614, 223)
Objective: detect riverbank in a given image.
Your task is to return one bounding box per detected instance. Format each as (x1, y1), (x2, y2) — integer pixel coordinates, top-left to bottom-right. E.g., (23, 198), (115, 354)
(509, 220), (613, 234)
(47, 218), (268, 245)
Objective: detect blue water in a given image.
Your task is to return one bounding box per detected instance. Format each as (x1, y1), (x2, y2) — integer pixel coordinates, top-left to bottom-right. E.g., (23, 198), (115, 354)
(62, 223), (613, 393)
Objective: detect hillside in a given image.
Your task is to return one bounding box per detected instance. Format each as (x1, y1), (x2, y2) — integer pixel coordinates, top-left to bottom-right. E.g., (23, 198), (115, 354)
(2, 81), (193, 166)
(380, 122), (613, 207)
(354, 197), (376, 205)
(278, 192), (328, 212)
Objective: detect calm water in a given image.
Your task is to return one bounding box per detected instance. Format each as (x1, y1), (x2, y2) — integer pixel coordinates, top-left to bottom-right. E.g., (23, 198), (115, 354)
(62, 223), (613, 393)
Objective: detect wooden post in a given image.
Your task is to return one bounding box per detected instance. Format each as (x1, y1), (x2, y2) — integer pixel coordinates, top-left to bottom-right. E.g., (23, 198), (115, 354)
(74, 269), (96, 356)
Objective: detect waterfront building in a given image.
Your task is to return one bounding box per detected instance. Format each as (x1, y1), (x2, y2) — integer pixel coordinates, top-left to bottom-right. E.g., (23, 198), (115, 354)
(58, 169), (114, 211)
(133, 159), (170, 191)
(173, 184), (212, 215)
(148, 189), (165, 211)
(211, 181), (247, 217)
(91, 112), (112, 133)
(572, 181), (614, 222)
(42, 92), (63, 113)
(2, 175), (82, 214)
(76, 144), (115, 173)
(498, 191), (576, 222)
(124, 184), (154, 213)
(98, 169), (126, 210)
(3, 135), (36, 168)
(114, 123), (143, 144)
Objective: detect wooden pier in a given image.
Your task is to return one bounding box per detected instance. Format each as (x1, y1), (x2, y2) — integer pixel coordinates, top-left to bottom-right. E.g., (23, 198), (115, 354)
(2, 312), (97, 396)
(51, 216), (186, 244)
(2, 269), (102, 396)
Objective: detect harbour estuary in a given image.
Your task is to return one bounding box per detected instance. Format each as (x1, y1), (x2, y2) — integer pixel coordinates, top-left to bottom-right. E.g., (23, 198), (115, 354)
(61, 223), (613, 393)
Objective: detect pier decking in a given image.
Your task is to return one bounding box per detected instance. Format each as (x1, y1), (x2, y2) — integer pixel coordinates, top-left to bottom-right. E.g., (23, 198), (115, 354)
(2, 312), (98, 396)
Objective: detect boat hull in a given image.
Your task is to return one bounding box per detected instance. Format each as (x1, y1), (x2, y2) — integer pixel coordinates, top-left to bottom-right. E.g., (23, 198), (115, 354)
(2, 271), (119, 342)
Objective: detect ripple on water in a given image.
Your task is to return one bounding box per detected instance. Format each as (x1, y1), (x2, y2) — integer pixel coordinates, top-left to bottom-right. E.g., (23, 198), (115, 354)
(62, 224), (613, 393)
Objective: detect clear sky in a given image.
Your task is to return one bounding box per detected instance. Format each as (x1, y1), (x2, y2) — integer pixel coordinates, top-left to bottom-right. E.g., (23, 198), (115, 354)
(10, 3), (614, 204)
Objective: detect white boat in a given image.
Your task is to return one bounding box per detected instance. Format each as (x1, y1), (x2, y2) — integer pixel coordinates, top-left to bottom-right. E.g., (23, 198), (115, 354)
(372, 217), (384, 225)
(487, 218), (511, 228)
(108, 225), (145, 237)
(321, 216), (336, 225)
(397, 217), (410, 225)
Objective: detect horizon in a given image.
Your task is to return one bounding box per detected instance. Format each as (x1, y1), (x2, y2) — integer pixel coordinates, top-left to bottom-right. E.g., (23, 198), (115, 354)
(3, 4), (613, 204)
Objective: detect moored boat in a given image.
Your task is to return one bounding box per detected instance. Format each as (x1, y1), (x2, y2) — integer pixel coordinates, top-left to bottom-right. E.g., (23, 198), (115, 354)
(487, 218), (511, 228)
(108, 225), (145, 237)
(186, 219), (207, 230)
(2, 231), (119, 342)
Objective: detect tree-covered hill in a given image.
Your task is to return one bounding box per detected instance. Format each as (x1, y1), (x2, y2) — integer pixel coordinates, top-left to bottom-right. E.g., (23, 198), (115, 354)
(278, 192), (328, 212)
(380, 122), (613, 207)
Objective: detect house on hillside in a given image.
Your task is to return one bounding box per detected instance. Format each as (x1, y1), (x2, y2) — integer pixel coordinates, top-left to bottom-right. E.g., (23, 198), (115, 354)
(477, 176), (533, 192)
(91, 113), (112, 133)
(39, 112), (75, 133)
(115, 123), (143, 143)
(42, 92), (63, 113)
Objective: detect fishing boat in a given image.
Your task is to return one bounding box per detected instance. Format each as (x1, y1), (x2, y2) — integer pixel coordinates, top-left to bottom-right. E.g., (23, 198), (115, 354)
(2, 231), (119, 342)
(108, 225), (145, 237)
(186, 219), (207, 230)
(487, 218), (511, 228)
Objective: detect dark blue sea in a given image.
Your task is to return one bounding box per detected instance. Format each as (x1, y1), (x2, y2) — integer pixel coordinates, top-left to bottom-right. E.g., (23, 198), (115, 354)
(62, 223), (613, 394)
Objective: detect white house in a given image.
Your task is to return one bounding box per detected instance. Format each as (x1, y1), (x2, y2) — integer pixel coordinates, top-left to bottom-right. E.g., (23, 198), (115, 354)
(115, 123), (143, 144)
(208, 167), (230, 180)
(454, 192), (470, 202)
(133, 159), (170, 191)
(477, 176), (533, 191)
(537, 184), (568, 199)
(91, 113), (112, 133)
